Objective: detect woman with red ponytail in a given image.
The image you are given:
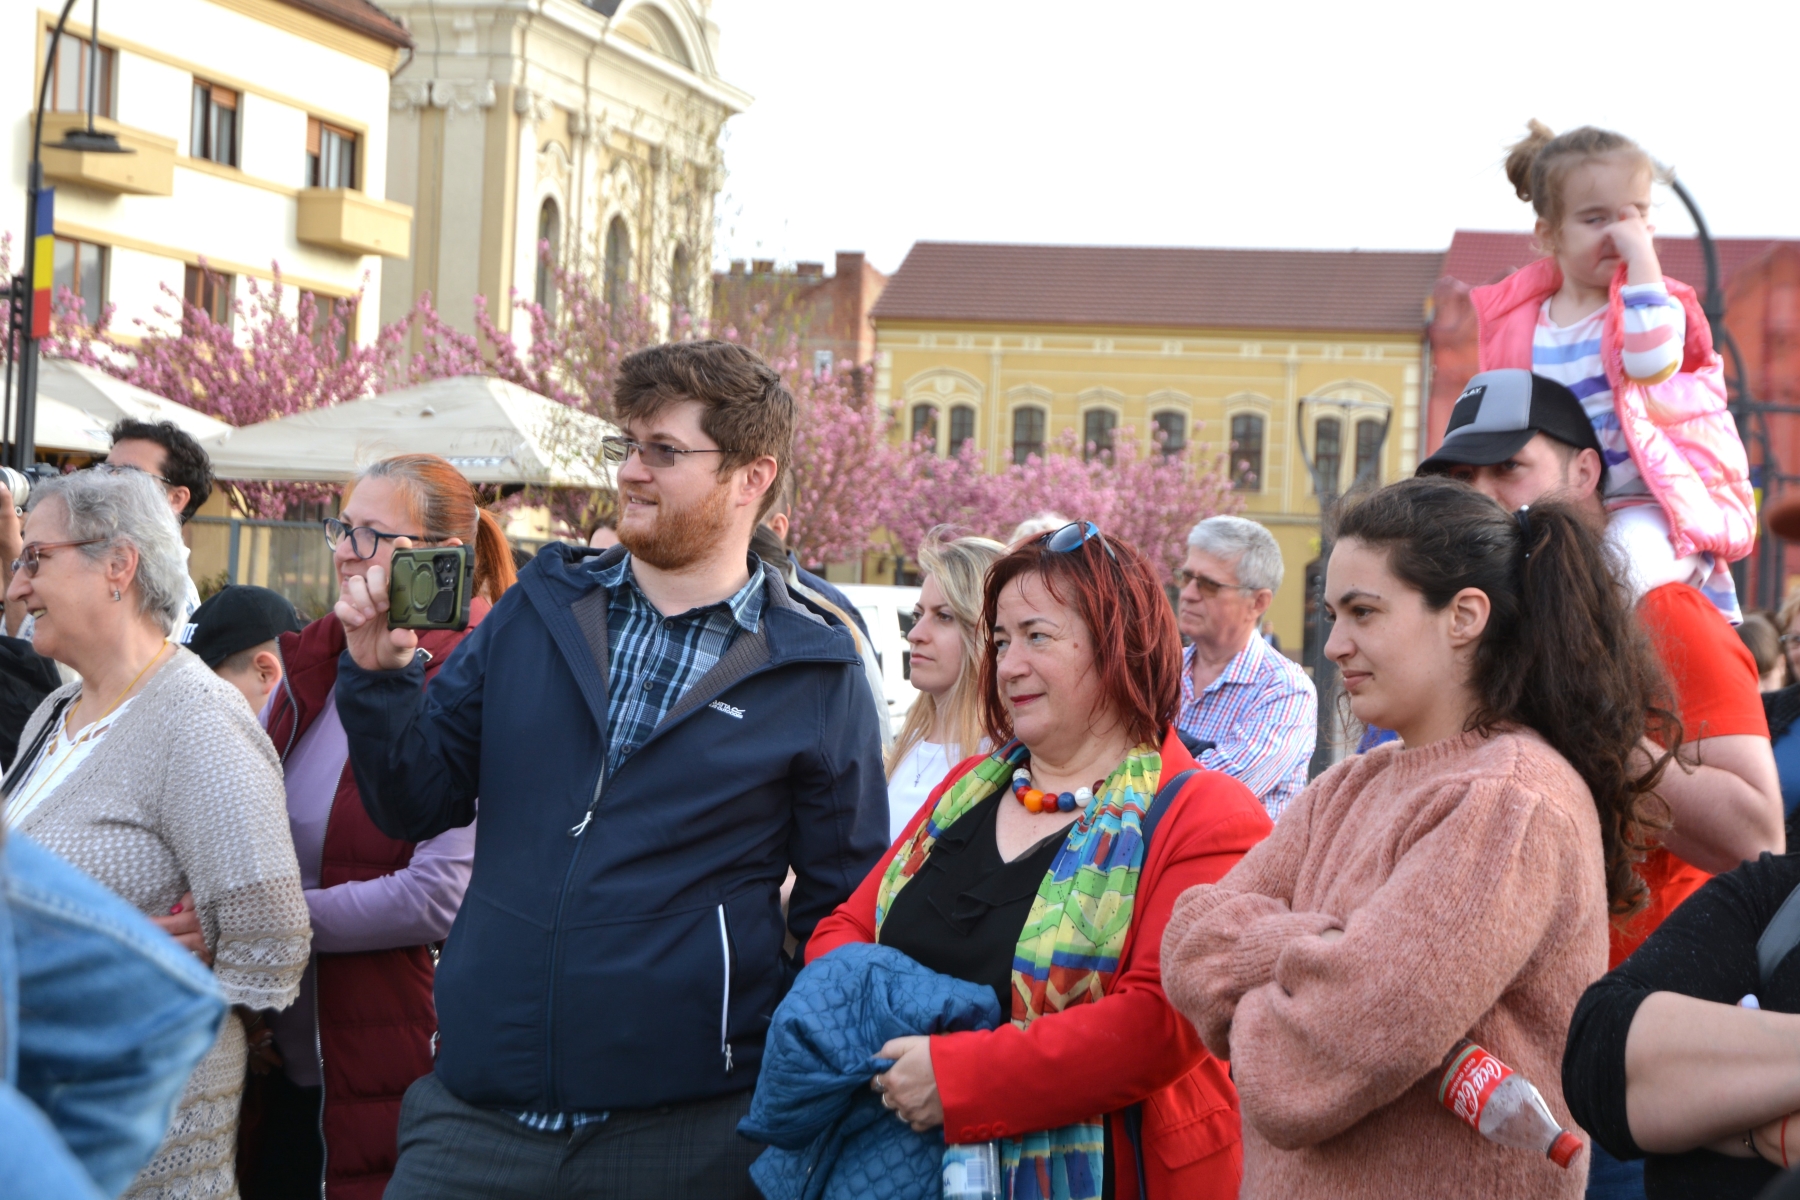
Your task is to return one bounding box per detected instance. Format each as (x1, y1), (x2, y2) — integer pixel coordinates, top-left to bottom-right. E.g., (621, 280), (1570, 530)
(243, 454), (511, 1200)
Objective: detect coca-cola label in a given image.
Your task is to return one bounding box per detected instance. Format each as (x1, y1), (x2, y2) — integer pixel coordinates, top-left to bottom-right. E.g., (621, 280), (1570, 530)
(1437, 1042), (1514, 1131)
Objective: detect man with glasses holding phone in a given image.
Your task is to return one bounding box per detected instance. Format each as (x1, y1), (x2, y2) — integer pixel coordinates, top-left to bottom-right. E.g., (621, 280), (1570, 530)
(331, 340), (888, 1199)
(1174, 515), (1316, 821)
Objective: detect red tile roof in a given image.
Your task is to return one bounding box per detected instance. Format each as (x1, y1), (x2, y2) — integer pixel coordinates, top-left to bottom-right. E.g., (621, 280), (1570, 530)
(277, 0), (410, 47)
(1443, 230), (1787, 295)
(870, 242), (1444, 335)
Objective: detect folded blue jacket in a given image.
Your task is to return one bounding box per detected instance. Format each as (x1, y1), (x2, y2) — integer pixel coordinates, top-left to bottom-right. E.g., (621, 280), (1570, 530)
(1, 834), (225, 1198)
(739, 943), (1000, 1200)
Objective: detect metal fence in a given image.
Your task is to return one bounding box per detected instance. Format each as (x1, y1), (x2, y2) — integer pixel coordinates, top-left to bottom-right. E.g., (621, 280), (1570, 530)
(189, 517), (576, 621)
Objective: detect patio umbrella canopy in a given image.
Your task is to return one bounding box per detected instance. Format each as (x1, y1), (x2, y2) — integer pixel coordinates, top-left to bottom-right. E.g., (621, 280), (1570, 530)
(201, 375), (617, 487)
(23, 358), (233, 453)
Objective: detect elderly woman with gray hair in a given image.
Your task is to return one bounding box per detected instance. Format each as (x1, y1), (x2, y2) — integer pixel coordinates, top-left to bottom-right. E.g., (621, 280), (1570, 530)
(1175, 515), (1317, 821)
(1, 468), (309, 1200)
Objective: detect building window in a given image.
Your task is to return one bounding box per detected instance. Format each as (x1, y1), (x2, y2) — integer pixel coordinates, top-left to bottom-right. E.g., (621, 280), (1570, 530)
(1353, 418), (1384, 488)
(184, 265), (233, 327)
(813, 350), (834, 376)
(52, 238), (105, 326)
(1082, 409), (1116, 462)
(1153, 411), (1187, 457)
(299, 290), (353, 358)
(45, 32), (114, 116)
(1012, 406), (1046, 465)
(669, 243), (692, 335)
(910, 403), (939, 452)
(534, 198), (560, 315)
(1313, 416), (1342, 499)
(306, 117), (357, 189)
(1229, 413), (1264, 491)
(603, 216), (631, 313)
(949, 405), (976, 456)
(191, 80), (239, 166)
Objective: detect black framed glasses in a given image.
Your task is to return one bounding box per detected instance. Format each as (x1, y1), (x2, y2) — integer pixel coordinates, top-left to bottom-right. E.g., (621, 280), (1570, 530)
(600, 435), (733, 469)
(93, 462), (172, 488)
(10, 538), (104, 576)
(1038, 520), (1117, 561)
(322, 517), (427, 560)
(1173, 568), (1258, 597)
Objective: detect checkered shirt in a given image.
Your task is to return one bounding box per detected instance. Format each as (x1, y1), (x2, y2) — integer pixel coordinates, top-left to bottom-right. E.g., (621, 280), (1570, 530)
(513, 550), (765, 1132)
(1176, 634), (1317, 821)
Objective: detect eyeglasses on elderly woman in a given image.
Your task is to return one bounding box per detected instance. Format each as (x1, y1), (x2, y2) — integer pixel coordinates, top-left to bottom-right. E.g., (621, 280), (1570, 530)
(9, 538), (104, 576)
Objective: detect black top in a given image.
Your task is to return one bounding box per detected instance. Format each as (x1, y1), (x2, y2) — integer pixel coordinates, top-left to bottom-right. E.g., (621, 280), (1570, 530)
(0, 636), (61, 767)
(1564, 852), (1800, 1200)
(878, 791), (1067, 1018)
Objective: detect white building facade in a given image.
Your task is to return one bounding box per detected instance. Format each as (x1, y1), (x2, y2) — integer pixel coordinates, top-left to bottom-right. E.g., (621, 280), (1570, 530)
(380, 0), (748, 341)
(4, 0), (412, 347)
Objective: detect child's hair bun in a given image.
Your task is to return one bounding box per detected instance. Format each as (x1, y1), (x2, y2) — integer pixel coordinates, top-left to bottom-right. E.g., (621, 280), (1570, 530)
(1505, 119), (1558, 204)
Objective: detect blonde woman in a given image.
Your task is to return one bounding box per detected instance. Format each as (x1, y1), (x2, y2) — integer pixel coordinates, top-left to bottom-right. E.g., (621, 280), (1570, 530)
(886, 533), (1006, 842)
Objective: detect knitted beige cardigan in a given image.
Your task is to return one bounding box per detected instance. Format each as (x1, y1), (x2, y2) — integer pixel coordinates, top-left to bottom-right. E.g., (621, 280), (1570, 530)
(13, 647), (310, 1200)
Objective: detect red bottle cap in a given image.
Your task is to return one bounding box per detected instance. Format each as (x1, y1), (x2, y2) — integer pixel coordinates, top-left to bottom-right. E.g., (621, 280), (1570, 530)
(1548, 1131), (1583, 1169)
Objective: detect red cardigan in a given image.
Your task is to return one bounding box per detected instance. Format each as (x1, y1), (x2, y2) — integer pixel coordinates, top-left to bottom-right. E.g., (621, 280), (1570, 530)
(808, 727), (1273, 1200)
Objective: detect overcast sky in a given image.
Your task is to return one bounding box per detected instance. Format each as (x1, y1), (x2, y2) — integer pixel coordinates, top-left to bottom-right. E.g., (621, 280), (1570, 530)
(706, 0), (1800, 275)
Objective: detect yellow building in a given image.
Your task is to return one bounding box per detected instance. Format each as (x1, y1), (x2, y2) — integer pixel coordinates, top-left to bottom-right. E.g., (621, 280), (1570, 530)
(870, 242), (1444, 651)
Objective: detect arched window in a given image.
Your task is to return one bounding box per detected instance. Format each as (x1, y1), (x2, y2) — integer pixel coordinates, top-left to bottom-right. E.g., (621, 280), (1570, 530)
(1152, 411), (1187, 457)
(1313, 416), (1342, 499)
(1012, 406), (1046, 465)
(534, 198), (560, 316)
(1354, 418), (1384, 488)
(910, 404), (939, 451)
(948, 405), (976, 456)
(1082, 409), (1116, 462)
(1229, 413), (1264, 491)
(603, 215), (631, 313)
(669, 243), (692, 335)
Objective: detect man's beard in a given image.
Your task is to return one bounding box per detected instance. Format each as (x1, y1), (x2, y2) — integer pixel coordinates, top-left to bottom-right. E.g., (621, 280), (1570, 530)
(617, 480), (732, 571)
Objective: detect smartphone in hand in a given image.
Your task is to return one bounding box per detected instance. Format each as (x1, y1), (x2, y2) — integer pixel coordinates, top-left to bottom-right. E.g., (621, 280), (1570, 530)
(387, 545), (473, 631)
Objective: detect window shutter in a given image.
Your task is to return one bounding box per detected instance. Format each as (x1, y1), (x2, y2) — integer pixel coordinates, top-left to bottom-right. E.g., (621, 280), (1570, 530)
(306, 117), (321, 157)
(212, 85), (237, 110)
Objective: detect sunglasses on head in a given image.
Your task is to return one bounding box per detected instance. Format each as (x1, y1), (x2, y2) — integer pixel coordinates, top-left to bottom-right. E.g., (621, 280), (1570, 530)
(1037, 521), (1117, 561)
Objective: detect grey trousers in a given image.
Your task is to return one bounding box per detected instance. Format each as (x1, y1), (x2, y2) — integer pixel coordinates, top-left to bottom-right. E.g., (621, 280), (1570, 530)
(383, 1071), (761, 1200)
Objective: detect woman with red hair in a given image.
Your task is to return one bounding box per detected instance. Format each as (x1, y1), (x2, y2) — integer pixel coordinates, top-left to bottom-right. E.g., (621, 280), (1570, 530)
(243, 454), (515, 1200)
(807, 522), (1272, 1199)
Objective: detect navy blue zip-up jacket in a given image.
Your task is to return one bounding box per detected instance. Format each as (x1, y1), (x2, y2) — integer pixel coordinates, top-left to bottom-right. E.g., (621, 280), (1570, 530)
(333, 544), (890, 1112)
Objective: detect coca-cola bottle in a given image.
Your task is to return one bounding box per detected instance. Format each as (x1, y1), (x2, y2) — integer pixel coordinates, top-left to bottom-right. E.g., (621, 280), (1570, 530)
(1436, 1039), (1583, 1169)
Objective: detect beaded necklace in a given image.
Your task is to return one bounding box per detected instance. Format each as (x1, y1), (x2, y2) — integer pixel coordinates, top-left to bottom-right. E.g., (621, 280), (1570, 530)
(1009, 766), (1107, 815)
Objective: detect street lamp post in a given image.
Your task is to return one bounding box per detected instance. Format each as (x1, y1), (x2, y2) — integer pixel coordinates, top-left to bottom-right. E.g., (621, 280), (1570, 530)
(8, 0), (129, 472)
(1295, 397), (1390, 777)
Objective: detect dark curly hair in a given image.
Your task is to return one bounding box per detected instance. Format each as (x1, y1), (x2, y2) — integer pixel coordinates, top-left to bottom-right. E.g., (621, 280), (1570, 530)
(108, 419), (213, 523)
(1335, 477), (1676, 918)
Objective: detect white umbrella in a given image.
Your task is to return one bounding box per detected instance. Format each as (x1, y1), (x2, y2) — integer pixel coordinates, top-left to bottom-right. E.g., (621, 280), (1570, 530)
(24, 358), (233, 453)
(202, 375), (617, 487)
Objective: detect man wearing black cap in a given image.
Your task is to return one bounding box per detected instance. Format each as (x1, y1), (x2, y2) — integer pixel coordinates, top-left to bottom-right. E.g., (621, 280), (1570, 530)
(179, 585), (304, 713)
(1419, 369), (1782, 967)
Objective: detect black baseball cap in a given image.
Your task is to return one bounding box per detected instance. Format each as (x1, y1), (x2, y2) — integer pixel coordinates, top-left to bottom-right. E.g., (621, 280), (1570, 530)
(1416, 369), (1603, 475)
(179, 585), (303, 668)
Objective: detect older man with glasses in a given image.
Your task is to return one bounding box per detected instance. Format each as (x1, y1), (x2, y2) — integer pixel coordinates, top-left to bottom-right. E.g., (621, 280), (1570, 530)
(1174, 515), (1316, 820)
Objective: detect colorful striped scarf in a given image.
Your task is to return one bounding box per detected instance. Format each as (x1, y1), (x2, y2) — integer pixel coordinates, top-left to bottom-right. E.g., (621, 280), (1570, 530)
(874, 739), (1162, 1200)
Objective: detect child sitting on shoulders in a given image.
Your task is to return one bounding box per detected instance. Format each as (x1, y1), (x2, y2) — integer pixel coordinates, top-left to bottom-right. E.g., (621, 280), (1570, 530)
(1472, 120), (1754, 621)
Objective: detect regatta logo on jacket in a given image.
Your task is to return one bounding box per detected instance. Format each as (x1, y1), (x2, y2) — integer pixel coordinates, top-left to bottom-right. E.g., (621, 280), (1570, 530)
(709, 700), (745, 719)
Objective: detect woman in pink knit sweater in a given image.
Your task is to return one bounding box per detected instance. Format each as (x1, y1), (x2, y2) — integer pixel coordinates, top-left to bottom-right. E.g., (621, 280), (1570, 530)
(1161, 476), (1674, 1199)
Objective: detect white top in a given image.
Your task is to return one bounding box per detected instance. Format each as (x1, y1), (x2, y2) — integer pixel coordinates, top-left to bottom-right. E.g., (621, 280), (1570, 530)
(887, 740), (953, 844)
(5, 696), (137, 828)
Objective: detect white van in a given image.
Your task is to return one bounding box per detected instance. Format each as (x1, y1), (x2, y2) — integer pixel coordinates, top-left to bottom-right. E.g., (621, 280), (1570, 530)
(836, 584), (922, 725)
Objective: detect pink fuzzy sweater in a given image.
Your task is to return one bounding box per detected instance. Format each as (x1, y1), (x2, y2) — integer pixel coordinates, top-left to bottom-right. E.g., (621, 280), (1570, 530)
(1160, 728), (1607, 1200)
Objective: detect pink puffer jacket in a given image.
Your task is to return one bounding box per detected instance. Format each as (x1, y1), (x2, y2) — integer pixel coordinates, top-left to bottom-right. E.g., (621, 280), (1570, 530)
(1472, 256), (1754, 562)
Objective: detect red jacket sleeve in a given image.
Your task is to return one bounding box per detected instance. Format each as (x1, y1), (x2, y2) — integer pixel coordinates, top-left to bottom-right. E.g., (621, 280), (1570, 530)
(932, 770), (1272, 1142)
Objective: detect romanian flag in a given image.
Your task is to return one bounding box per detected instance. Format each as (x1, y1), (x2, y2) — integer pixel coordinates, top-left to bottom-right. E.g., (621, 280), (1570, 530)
(30, 189), (54, 338)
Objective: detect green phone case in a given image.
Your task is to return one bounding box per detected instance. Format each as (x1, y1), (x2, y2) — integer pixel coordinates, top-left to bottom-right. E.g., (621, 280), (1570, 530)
(387, 545), (474, 631)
